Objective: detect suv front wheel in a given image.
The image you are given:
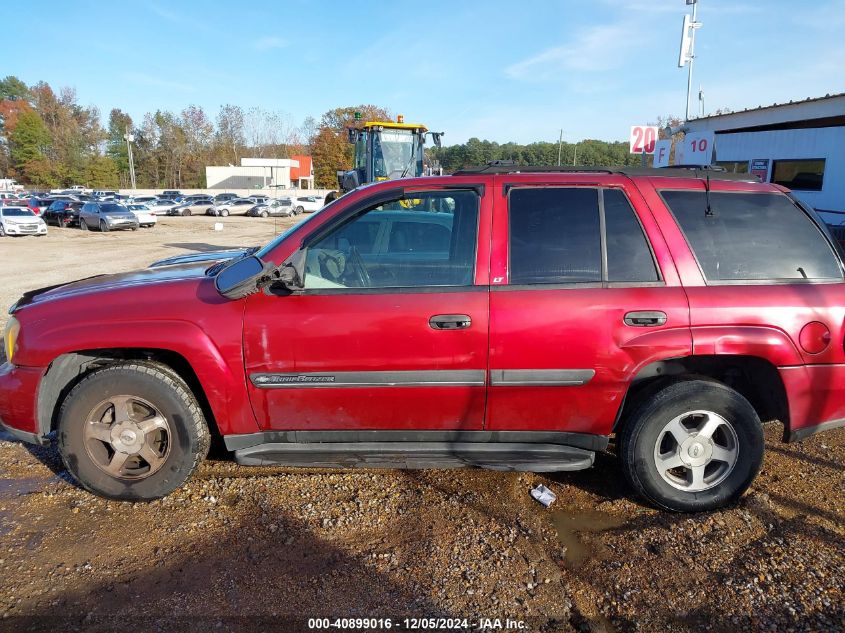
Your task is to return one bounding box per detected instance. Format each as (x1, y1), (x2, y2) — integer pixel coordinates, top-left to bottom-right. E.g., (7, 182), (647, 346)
(619, 379), (764, 512)
(57, 363), (210, 500)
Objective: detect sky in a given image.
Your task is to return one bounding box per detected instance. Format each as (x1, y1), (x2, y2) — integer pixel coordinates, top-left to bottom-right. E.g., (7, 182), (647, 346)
(6, 0), (845, 145)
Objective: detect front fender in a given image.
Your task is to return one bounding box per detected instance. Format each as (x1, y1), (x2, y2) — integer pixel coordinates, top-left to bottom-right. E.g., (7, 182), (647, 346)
(19, 319), (256, 437)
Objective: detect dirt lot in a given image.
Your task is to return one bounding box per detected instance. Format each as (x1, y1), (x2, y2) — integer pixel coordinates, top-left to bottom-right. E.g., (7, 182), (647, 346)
(0, 218), (843, 632)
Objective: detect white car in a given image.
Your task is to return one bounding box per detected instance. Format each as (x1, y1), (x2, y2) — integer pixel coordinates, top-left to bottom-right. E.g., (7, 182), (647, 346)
(126, 204), (158, 228)
(292, 195), (325, 213)
(0, 206), (47, 237)
(144, 199), (180, 215)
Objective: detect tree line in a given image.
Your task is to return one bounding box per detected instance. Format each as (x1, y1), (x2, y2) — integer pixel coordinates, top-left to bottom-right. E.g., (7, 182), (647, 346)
(0, 74), (677, 190)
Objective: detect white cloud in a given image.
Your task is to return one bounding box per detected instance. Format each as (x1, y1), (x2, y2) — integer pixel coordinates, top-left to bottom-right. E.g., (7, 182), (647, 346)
(505, 23), (638, 79)
(254, 36), (289, 51)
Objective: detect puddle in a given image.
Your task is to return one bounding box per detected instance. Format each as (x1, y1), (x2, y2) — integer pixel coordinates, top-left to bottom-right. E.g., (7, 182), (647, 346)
(0, 508), (16, 536)
(550, 509), (627, 570)
(0, 476), (61, 499)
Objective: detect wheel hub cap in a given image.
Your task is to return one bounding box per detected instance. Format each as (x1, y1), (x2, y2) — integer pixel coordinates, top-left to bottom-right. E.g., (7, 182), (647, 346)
(110, 421), (144, 454)
(680, 437), (713, 467)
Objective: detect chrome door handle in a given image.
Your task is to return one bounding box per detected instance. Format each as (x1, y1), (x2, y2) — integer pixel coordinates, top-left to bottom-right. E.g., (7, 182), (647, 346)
(624, 311), (667, 327)
(429, 314), (472, 330)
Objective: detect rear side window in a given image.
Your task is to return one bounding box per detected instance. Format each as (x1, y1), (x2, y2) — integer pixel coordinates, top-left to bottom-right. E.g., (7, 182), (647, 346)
(603, 189), (659, 282)
(662, 191), (842, 281)
(509, 188), (601, 284)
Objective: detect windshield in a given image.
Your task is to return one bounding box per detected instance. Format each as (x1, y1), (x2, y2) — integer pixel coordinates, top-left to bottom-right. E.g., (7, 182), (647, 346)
(2, 208), (35, 217)
(372, 129), (417, 179)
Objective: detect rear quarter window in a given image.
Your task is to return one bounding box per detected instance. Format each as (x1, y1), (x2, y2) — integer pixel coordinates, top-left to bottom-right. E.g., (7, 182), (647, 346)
(661, 190), (842, 281)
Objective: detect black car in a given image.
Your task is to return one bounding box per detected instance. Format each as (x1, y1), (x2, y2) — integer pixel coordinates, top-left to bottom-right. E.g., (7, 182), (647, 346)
(213, 192), (238, 203)
(42, 200), (84, 227)
(159, 190), (182, 200)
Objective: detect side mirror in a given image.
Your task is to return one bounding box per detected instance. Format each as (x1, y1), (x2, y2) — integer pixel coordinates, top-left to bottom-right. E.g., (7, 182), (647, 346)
(214, 256), (268, 300)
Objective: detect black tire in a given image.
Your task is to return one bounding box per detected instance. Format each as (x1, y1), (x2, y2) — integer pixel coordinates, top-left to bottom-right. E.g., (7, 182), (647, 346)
(260, 211), (268, 218)
(57, 363), (210, 501)
(79, 219), (88, 231)
(295, 206), (304, 214)
(325, 191), (338, 204)
(618, 379), (763, 512)
(221, 209), (229, 217)
(184, 210), (192, 216)
(100, 220), (109, 233)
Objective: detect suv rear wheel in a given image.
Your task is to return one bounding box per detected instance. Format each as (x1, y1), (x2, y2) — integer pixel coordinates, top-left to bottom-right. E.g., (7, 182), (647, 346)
(619, 380), (763, 512)
(57, 363), (210, 500)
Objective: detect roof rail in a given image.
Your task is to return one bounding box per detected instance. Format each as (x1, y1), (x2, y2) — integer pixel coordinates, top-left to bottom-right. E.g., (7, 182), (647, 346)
(451, 161), (759, 182)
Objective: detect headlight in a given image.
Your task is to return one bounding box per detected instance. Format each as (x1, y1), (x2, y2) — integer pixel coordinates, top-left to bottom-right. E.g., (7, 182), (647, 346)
(3, 316), (20, 364)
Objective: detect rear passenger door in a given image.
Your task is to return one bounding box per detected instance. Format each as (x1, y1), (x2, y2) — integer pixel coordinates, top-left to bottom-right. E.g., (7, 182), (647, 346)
(487, 179), (692, 437)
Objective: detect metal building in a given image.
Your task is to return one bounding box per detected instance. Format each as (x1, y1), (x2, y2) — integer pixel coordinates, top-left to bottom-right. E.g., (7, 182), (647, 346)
(683, 93), (845, 224)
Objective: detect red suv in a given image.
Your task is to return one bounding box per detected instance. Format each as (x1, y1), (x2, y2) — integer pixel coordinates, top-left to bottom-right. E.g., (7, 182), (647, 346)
(2, 166), (844, 511)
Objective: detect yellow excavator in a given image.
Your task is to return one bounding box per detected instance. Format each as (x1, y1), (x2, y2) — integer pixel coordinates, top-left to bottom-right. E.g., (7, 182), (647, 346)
(325, 114), (443, 203)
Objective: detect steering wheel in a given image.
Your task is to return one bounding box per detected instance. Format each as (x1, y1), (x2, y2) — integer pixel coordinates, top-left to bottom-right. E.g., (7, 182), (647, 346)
(346, 245), (372, 287)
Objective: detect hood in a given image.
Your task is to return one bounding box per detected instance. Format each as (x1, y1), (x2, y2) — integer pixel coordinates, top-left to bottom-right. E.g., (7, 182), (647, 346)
(149, 247), (252, 268)
(11, 261), (213, 311)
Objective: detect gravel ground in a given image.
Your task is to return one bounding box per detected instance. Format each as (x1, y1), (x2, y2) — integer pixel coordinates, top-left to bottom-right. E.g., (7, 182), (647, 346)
(0, 217), (843, 632)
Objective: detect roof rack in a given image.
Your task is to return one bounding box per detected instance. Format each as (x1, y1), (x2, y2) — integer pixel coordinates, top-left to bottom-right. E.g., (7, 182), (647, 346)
(451, 161), (759, 182)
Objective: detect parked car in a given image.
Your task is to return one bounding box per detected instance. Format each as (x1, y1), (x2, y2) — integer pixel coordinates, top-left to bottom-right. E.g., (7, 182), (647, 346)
(130, 196), (159, 206)
(168, 198), (213, 216)
(213, 193), (238, 203)
(78, 202), (140, 232)
(126, 204), (157, 228)
(160, 190), (182, 200)
(6, 166), (845, 510)
(248, 195), (270, 204)
(206, 198), (255, 216)
(25, 198), (44, 215)
(42, 200), (84, 227)
(246, 198), (294, 217)
(293, 196), (325, 214)
(145, 199), (180, 215)
(0, 206), (47, 236)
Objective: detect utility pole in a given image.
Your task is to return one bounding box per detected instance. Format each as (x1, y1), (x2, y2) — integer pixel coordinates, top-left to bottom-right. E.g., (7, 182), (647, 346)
(679, 0), (702, 121)
(557, 129), (563, 166)
(123, 127), (137, 190)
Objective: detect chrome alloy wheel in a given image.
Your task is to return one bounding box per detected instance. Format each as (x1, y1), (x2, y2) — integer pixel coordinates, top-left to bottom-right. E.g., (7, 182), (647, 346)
(652, 410), (739, 492)
(83, 395), (171, 480)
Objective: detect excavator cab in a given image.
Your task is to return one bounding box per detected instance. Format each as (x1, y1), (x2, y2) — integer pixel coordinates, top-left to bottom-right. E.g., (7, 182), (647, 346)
(332, 116), (443, 199)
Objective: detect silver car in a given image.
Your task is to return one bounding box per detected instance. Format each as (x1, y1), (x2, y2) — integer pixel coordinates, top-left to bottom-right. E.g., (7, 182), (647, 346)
(169, 198), (214, 216)
(79, 202), (140, 232)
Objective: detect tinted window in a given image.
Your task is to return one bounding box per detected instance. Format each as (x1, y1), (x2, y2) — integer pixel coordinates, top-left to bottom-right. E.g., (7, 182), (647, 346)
(771, 159), (825, 191)
(662, 190), (841, 281)
(304, 191), (478, 289)
(509, 188), (601, 284)
(101, 204), (128, 213)
(603, 189), (659, 282)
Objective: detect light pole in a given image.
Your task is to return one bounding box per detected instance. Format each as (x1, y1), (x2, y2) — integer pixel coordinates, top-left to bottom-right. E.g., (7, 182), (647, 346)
(557, 129), (563, 166)
(679, 0), (702, 121)
(123, 127), (137, 190)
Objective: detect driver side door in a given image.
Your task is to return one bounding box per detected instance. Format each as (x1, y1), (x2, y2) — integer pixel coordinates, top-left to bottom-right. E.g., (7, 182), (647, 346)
(243, 187), (491, 431)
